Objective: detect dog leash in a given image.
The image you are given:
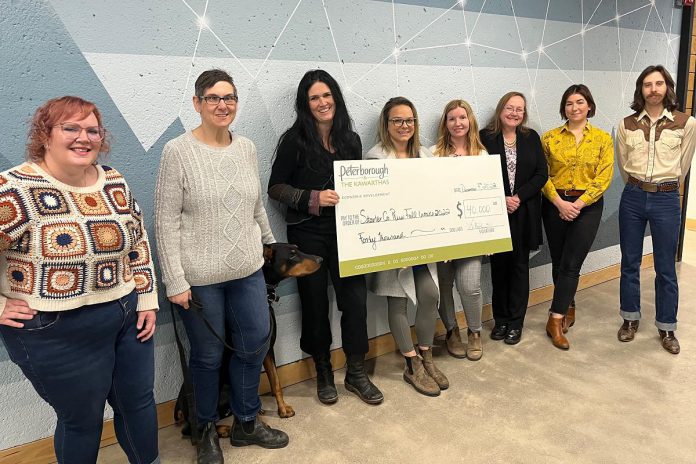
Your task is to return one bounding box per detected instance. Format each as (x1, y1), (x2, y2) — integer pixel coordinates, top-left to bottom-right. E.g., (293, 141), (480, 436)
(169, 302), (200, 444)
(169, 285), (278, 443)
(187, 290), (276, 356)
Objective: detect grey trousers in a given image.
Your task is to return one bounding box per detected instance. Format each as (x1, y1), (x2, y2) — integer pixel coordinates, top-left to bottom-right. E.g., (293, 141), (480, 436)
(387, 266), (439, 354)
(436, 257), (483, 332)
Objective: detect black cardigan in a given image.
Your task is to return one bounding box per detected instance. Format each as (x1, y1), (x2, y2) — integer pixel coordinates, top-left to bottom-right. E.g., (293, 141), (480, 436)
(268, 130), (362, 225)
(479, 127), (548, 249)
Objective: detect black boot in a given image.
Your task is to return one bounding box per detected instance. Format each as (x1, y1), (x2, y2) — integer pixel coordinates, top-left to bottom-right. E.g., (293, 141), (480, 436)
(313, 352), (338, 404)
(197, 422), (224, 464)
(230, 417), (289, 449)
(344, 353), (384, 405)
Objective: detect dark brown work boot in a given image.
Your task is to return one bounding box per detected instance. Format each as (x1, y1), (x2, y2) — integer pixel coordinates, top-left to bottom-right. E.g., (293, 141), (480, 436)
(617, 319), (639, 342)
(546, 314), (569, 350)
(658, 330), (680, 354)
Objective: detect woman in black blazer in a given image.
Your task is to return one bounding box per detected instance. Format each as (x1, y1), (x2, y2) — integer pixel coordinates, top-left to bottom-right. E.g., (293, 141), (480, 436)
(479, 91), (548, 345)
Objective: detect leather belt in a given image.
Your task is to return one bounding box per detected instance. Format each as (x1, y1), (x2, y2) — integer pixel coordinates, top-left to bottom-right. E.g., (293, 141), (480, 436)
(556, 189), (585, 197)
(627, 176), (679, 192)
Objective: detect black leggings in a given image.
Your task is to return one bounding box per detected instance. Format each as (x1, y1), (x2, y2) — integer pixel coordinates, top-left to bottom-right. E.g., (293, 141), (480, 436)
(542, 196), (603, 315)
(287, 220), (369, 356)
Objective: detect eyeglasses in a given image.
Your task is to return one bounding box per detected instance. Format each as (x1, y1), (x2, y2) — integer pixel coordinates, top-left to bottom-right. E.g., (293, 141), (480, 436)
(199, 94), (239, 105)
(504, 106), (525, 114)
(56, 123), (106, 142)
(389, 118), (417, 127)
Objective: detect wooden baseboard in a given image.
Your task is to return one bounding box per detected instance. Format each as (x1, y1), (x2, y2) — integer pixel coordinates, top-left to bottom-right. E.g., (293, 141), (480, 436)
(686, 218), (696, 231)
(0, 254), (653, 463)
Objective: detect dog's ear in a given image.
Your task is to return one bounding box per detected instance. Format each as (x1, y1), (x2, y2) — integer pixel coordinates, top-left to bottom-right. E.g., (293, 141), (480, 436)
(263, 243), (274, 263)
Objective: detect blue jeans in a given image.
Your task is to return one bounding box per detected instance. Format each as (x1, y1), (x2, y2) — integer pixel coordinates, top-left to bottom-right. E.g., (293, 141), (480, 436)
(179, 268), (270, 424)
(619, 183), (681, 330)
(0, 290), (159, 464)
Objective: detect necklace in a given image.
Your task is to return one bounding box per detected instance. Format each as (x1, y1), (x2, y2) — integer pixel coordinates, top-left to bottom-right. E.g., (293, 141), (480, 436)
(503, 137), (516, 148)
(39, 161), (93, 188)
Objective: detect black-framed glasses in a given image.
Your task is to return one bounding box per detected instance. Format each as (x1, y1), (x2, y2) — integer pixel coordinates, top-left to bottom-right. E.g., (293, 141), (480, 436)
(389, 118), (417, 127)
(199, 94), (239, 105)
(56, 123), (106, 142)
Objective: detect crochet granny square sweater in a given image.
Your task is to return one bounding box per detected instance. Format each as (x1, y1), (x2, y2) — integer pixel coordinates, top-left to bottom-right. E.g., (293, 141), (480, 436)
(0, 163), (159, 315)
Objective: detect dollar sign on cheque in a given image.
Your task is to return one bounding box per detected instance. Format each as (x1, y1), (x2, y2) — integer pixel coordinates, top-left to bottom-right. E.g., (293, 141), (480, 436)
(456, 201), (463, 219)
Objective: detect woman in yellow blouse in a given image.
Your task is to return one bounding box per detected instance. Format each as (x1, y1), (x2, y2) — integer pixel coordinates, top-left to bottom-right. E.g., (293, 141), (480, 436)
(541, 84), (613, 350)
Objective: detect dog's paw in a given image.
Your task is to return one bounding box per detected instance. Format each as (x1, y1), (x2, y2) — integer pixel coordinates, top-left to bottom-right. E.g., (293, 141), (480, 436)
(278, 404), (295, 418)
(216, 425), (231, 438)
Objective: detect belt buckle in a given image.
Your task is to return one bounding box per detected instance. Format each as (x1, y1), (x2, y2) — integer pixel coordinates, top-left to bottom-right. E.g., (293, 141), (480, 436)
(642, 182), (658, 193)
(563, 189), (573, 196)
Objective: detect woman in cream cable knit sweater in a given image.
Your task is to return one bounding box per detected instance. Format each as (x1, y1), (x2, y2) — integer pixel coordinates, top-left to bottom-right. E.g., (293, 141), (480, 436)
(154, 69), (287, 463)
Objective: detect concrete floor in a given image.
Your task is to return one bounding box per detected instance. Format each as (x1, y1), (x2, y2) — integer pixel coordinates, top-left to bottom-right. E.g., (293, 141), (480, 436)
(99, 231), (696, 464)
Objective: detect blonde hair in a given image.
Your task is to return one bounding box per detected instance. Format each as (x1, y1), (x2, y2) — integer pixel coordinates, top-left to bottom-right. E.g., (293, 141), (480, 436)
(484, 91), (530, 136)
(433, 99), (485, 156)
(377, 97), (421, 158)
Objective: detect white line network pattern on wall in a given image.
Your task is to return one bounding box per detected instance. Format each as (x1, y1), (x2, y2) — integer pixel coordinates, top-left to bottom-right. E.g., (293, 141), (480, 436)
(73, 0), (680, 151)
(177, 0), (676, 133)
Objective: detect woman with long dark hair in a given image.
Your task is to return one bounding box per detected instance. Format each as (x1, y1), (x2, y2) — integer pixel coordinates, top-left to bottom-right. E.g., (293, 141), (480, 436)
(268, 69), (383, 406)
(480, 92), (548, 345)
(365, 96), (447, 397)
(541, 84), (613, 350)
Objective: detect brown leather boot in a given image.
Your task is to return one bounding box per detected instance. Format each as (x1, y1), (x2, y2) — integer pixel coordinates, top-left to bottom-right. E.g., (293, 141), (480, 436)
(466, 329), (482, 361)
(562, 304), (576, 333)
(420, 348), (449, 390)
(617, 319), (639, 342)
(546, 314), (569, 350)
(403, 355), (440, 397)
(658, 330), (680, 354)
(445, 327), (467, 358)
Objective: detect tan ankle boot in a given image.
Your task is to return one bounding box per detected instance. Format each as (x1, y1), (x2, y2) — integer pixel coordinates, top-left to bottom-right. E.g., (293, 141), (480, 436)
(562, 304), (576, 333)
(546, 314), (569, 350)
(420, 348), (449, 390)
(466, 329), (482, 361)
(403, 355), (440, 396)
(445, 327), (467, 358)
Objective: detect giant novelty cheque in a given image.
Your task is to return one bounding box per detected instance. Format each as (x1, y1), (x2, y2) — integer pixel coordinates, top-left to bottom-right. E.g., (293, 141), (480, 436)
(334, 156), (512, 277)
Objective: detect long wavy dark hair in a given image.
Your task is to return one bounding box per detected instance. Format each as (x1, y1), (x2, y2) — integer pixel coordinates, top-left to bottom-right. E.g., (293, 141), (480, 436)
(275, 69), (357, 172)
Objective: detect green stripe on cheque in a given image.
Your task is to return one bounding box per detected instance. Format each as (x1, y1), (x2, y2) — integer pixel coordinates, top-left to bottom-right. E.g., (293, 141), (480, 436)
(339, 237), (512, 277)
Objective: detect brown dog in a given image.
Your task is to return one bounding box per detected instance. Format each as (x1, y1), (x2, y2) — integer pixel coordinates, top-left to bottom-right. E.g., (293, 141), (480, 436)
(261, 242), (322, 418)
(174, 242), (322, 440)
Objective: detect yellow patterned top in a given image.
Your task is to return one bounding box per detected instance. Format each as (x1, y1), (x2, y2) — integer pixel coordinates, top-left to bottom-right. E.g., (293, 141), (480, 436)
(541, 122), (614, 206)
